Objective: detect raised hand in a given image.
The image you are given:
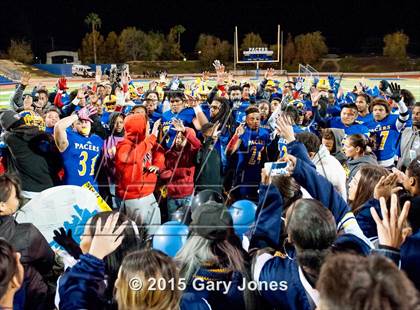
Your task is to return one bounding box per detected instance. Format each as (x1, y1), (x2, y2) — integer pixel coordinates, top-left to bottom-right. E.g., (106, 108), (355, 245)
(355, 82), (364, 94)
(373, 173), (403, 200)
(20, 72), (31, 86)
(88, 213), (127, 260)
(76, 89), (85, 100)
(235, 123), (246, 137)
(295, 77), (305, 92)
(264, 68), (275, 80)
(172, 118), (186, 132)
(285, 154), (297, 176)
(275, 114), (295, 143)
(77, 105), (97, 122)
(389, 82), (402, 102)
(152, 118), (161, 137)
(213, 60), (223, 72)
(214, 60), (226, 86)
(310, 88), (321, 107)
(149, 81), (158, 90)
(391, 167), (408, 184)
(53, 228), (83, 259)
(212, 122), (221, 140)
(95, 68), (102, 83)
(58, 77), (68, 91)
(370, 194), (411, 249)
(121, 72), (129, 85)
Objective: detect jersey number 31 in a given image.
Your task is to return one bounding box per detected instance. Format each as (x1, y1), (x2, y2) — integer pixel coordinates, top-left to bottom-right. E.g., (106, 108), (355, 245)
(78, 151), (99, 177)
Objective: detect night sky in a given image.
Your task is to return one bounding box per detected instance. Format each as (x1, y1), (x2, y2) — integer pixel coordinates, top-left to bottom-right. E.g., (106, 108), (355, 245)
(1, 0), (420, 61)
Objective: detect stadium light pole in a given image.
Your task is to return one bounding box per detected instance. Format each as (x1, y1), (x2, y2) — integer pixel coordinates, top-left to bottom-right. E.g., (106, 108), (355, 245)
(234, 28), (237, 72)
(280, 30), (284, 72)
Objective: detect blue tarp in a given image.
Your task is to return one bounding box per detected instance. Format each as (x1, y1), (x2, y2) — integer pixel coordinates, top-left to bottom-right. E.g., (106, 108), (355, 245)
(0, 75), (16, 85)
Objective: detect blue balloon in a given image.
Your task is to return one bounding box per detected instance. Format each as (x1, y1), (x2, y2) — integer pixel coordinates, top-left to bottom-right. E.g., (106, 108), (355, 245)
(152, 221), (189, 257)
(228, 200), (257, 238)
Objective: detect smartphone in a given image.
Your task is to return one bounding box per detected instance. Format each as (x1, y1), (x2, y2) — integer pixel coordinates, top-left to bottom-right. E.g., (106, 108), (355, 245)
(264, 161), (289, 176)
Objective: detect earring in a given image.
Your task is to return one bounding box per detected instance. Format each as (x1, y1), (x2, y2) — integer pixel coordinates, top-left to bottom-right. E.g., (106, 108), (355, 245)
(282, 238), (295, 261)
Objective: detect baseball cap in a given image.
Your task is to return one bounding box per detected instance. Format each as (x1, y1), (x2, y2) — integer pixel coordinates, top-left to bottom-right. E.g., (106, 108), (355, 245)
(190, 202), (233, 240)
(0, 110), (22, 131)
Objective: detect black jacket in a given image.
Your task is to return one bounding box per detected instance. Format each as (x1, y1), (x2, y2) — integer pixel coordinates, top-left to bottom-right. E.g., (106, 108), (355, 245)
(0, 216), (55, 309)
(3, 126), (59, 192)
(195, 137), (223, 193)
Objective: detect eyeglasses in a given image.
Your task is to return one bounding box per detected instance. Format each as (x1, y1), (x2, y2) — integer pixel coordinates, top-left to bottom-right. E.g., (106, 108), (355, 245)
(210, 105), (220, 110)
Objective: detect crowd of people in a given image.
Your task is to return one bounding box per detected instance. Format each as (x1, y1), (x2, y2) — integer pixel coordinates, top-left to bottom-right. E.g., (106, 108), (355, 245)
(0, 59), (419, 309)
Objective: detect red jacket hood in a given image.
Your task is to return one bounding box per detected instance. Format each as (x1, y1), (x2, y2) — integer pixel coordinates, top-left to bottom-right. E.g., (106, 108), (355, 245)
(124, 114), (147, 142)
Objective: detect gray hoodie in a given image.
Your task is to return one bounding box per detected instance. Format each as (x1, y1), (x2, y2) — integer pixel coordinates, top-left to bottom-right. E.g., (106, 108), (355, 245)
(347, 154), (378, 187)
(329, 128), (347, 165)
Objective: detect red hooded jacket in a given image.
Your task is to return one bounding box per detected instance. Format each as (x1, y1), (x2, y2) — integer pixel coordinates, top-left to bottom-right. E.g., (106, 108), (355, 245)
(115, 114), (165, 200)
(160, 128), (202, 198)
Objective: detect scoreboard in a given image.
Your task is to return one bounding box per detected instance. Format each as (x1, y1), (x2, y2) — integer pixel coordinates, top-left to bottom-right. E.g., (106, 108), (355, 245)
(243, 47), (274, 61)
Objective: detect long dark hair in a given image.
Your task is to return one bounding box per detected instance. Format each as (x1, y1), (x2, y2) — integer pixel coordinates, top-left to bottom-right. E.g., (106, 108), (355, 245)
(108, 112), (125, 137)
(350, 165), (389, 214)
(211, 97), (235, 136)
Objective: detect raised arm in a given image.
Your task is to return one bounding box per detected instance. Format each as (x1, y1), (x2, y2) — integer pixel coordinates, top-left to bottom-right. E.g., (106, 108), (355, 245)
(54, 114), (78, 152)
(226, 123), (245, 155)
(249, 180), (284, 250)
(192, 105), (209, 130)
(54, 106), (97, 152)
(10, 72), (31, 110)
(389, 83), (410, 131)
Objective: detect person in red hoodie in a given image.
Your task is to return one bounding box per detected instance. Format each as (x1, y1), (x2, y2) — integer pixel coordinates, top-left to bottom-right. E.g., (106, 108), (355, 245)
(160, 119), (202, 219)
(115, 113), (163, 235)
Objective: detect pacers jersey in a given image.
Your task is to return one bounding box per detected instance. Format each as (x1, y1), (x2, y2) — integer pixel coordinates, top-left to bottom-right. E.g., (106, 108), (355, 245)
(329, 117), (369, 136)
(236, 127), (270, 189)
(366, 114), (402, 162)
(160, 108), (195, 148)
(260, 118), (271, 131)
(357, 113), (374, 124)
(62, 128), (103, 189)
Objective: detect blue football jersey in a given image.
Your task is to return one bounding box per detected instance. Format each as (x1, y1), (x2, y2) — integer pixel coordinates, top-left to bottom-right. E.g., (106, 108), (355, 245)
(160, 108), (196, 148)
(149, 111), (162, 128)
(61, 128), (103, 189)
(357, 113), (374, 124)
(260, 119), (271, 131)
(235, 127), (271, 198)
(329, 117), (369, 136)
(366, 114), (402, 162)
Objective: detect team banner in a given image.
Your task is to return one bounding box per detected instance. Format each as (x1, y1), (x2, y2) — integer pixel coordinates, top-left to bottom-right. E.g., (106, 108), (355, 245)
(15, 185), (107, 250)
